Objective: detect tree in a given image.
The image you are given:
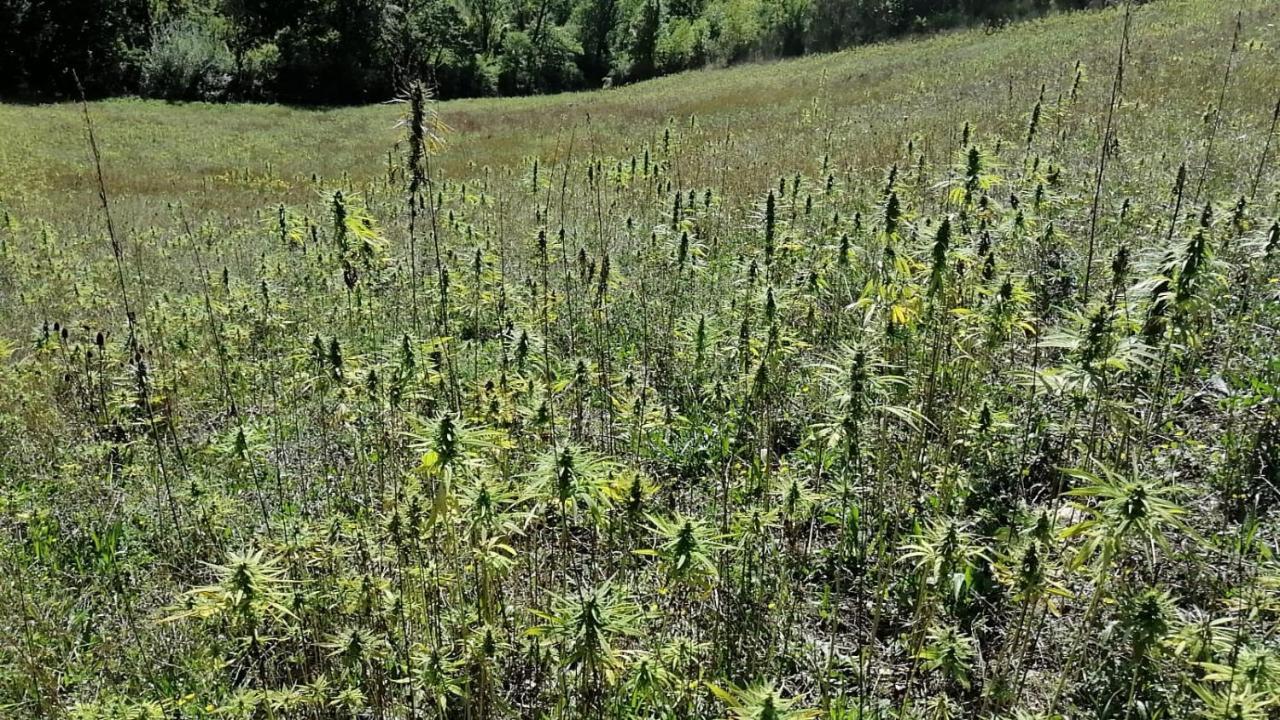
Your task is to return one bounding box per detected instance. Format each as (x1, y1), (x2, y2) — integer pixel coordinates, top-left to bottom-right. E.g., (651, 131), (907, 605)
(628, 0), (660, 80)
(576, 0), (621, 85)
(0, 0), (152, 99)
(459, 0), (507, 54)
(394, 0), (493, 98)
(766, 0), (810, 57)
(271, 0), (394, 104)
(221, 0), (307, 55)
(805, 0), (860, 52)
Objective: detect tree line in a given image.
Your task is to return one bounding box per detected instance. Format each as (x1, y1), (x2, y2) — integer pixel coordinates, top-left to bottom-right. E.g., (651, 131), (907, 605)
(0, 0), (1103, 105)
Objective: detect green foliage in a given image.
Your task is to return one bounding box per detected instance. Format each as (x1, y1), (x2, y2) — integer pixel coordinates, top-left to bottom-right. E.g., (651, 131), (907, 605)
(704, 0), (767, 63)
(655, 15), (710, 73)
(1, 0), (1109, 103)
(0, 0), (151, 99)
(272, 0), (395, 104)
(498, 26), (585, 95)
(2, 1), (1280, 718)
(575, 0), (623, 84)
(236, 41), (280, 100)
(141, 20), (235, 101)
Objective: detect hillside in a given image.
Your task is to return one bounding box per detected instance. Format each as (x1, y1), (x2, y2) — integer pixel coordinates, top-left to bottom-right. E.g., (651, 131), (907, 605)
(2, 1), (1280, 718)
(1, 0), (1276, 214)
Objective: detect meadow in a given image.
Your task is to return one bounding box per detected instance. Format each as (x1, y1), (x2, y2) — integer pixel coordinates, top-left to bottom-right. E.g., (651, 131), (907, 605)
(2, 0), (1280, 718)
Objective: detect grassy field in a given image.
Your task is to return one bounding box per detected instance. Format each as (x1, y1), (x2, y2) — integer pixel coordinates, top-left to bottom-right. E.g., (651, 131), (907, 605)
(2, 0), (1276, 215)
(3, 0), (1280, 718)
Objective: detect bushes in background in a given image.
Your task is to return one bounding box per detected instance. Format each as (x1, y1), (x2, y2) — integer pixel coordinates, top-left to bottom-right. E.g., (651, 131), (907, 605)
(0, 0), (1105, 104)
(141, 20), (234, 101)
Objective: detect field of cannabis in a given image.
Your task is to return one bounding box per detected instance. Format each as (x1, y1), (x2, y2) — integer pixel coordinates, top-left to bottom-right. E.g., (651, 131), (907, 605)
(3, 1), (1280, 718)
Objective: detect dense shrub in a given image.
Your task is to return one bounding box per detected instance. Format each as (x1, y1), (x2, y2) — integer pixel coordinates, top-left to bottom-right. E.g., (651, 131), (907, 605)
(656, 16), (710, 73)
(273, 0), (393, 105)
(499, 27), (584, 95)
(0, 0), (1116, 104)
(705, 0), (767, 65)
(0, 0), (150, 100)
(141, 21), (235, 101)
(237, 42), (280, 101)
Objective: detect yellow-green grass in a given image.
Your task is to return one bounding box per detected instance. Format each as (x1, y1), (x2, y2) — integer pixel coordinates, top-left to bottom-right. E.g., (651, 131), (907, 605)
(1, 0), (1276, 224)
(3, 3), (1280, 716)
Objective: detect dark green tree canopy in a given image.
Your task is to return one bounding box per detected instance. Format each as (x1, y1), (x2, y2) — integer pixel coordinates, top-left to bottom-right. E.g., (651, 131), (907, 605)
(0, 0), (1102, 104)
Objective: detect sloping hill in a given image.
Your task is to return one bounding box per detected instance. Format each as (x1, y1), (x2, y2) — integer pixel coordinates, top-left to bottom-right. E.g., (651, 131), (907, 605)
(0, 0), (1275, 216)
